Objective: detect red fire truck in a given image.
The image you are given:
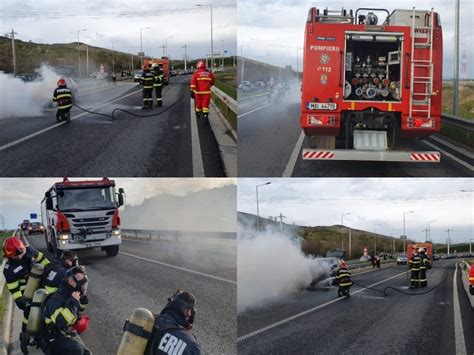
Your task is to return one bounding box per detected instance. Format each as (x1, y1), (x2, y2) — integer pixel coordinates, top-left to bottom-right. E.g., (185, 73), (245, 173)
(143, 57), (171, 84)
(41, 177), (125, 257)
(301, 7), (442, 162)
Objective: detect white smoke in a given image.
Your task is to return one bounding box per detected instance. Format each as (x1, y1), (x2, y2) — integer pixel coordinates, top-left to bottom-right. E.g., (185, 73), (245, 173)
(0, 64), (60, 119)
(237, 223), (332, 313)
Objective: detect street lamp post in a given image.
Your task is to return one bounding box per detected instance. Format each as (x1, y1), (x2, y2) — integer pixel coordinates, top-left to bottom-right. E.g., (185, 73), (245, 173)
(77, 29), (87, 77)
(165, 36), (173, 58)
(256, 182), (271, 231)
(197, 4), (213, 70)
(403, 210), (414, 253)
(341, 212), (350, 250)
(140, 27), (151, 67)
(445, 229), (453, 255)
(428, 220), (437, 242)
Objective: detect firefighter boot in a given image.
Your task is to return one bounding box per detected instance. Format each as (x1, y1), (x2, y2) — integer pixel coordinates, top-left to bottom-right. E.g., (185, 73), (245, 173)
(202, 112), (209, 124)
(195, 111), (202, 120)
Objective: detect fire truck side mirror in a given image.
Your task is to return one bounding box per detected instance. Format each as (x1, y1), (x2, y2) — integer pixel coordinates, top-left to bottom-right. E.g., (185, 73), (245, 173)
(45, 197), (53, 210)
(118, 193), (124, 207)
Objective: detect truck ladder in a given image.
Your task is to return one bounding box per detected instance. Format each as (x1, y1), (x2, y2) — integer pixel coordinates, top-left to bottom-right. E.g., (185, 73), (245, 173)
(409, 7), (435, 121)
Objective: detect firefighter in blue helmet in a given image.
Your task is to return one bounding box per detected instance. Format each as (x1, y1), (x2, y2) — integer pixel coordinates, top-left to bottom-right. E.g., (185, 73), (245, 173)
(334, 260), (353, 297)
(43, 266), (91, 355)
(146, 290), (202, 355)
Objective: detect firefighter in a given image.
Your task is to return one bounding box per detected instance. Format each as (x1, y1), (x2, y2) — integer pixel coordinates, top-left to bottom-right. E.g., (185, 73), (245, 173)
(43, 266), (91, 355)
(141, 64), (155, 109)
(2, 237), (50, 333)
(52, 78), (73, 121)
(409, 249), (422, 288)
(419, 248), (431, 288)
(153, 64), (164, 107)
(190, 61), (215, 122)
(42, 251), (89, 310)
(334, 261), (353, 297)
(145, 290), (201, 355)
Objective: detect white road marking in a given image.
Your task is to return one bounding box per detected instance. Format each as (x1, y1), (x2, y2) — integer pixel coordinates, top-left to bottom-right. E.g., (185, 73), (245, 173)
(237, 270), (407, 342)
(120, 251), (236, 285)
(423, 140), (473, 171)
(0, 88), (142, 152)
(189, 99), (205, 177)
(282, 130), (305, 177)
(237, 102), (272, 119)
(453, 264), (467, 355)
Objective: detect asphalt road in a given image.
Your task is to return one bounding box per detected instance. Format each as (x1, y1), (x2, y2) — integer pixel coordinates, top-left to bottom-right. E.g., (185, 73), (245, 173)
(237, 260), (474, 354)
(0, 77), (224, 177)
(238, 99), (472, 177)
(23, 233), (237, 355)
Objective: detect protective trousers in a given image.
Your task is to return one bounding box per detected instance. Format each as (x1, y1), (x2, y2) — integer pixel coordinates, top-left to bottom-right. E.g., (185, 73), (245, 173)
(143, 88), (154, 108)
(410, 269), (420, 287)
(154, 86), (163, 106)
(419, 268), (427, 287)
(56, 107), (71, 120)
(195, 94), (210, 118)
(49, 333), (91, 355)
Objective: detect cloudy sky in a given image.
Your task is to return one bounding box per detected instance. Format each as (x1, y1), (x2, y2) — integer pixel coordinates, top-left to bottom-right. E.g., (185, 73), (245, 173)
(238, 178), (474, 244)
(238, 0), (473, 79)
(0, 0), (236, 61)
(0, 178), (236, 229)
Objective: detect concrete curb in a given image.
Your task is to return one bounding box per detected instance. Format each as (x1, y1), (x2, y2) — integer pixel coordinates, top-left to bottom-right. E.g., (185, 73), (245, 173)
(461, 261), (474, 309)
(0, 291), (13, 355)
(209, 101), (237, 177)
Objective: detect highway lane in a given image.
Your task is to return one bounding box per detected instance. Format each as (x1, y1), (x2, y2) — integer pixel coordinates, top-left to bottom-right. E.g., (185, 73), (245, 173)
(238, 100), (472, 177)
(25, 233), (236, 355)
(237, 260), (474, 354)
(0, 76), (224, 177)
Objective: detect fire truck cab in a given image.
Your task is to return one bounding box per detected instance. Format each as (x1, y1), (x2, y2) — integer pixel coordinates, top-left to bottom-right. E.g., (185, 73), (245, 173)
(301, 7), (442, 162)
(41, 177), (125, 257)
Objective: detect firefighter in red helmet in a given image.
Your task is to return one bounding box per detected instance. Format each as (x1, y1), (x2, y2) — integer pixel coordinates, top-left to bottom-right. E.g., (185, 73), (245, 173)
(2, 237), (50, 336)
(190, 60), (215, 122)
(52, 78), (73, 122)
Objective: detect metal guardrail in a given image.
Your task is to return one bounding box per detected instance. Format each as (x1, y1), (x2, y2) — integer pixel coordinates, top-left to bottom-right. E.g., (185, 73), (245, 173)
(238, 92), (269, 103)
(211, 86), (237, 114)
(441, 114), (474, 132)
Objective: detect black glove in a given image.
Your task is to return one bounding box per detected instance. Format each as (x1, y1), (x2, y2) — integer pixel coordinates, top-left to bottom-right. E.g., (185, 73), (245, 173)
(80, 294), (89, 306)
(190, 91), (195, 99)
(16, 298), (30, 311)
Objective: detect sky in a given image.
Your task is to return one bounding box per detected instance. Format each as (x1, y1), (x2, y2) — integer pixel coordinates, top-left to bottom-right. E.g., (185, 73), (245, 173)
(238, 0), (473, 79)
(0, 177), (236, 229)
(0, 0), (236, 61)
(238, 178), (474, 244)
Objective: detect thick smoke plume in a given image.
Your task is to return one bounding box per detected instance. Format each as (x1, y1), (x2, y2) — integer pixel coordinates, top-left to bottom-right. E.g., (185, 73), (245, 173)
(237, 222), (331, 313)
(0, 64), (60, 119)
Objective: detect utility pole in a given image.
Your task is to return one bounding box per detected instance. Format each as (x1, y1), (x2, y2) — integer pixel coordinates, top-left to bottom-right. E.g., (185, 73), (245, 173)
(159, 45), (166, 57)
(10, 29), (18, 75)
(445, 229), (453, 255)
(278, 212), (286, 235)
(422, 228), (429, 242)
(182, 45), (190, 71)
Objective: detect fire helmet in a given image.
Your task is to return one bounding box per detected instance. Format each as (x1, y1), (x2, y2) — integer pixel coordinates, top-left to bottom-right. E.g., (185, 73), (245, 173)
(165, 290), (196, 330)
(3, 237), (26, 258)
(339, 260), (348, 269)
(418, 247), (425, 253)
(57, 78), (67, 87)
(60, 250), (78, 267)
(151, 63), (158, 69)
(196, 60), (206, 69)
(73, 315), (90, 334)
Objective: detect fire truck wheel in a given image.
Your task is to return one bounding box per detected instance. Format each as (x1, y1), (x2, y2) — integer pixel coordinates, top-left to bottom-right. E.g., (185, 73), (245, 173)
(104, 245), (119, 257)
(309, 135), (335, 149)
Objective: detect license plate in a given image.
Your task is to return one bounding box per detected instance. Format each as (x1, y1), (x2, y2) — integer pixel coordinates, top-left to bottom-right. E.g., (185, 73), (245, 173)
(307, 102), (337, 110)
(85, 242), (101, 248)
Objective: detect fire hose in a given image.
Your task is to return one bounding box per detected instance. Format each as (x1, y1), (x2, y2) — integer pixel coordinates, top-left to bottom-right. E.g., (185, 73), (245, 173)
(351, 269), (448, 297)
(71, 85), (185, 120)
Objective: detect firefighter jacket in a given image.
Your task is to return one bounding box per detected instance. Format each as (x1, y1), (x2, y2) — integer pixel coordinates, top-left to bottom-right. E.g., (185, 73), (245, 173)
(52, 87), (73, 110)
(141, 70), (156, 89)
(44, 285), (80, 333)
(146, 308), (201, 355)
(190, 68), (215, 95)
(154, 70), (164, 87)
(335, 268), (353, 288)
(3, 247), (50, 309)
(419, 253), (431, 270)
(409, 254), (421, 270)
